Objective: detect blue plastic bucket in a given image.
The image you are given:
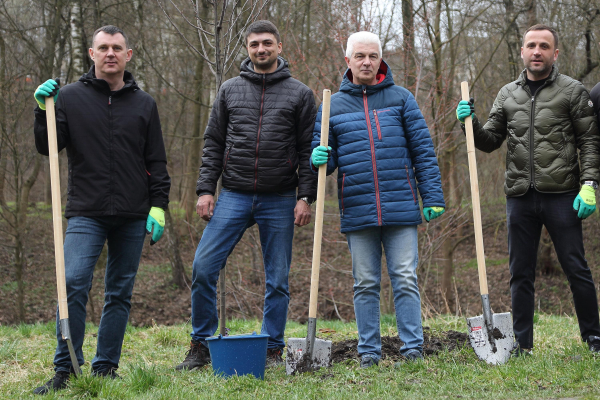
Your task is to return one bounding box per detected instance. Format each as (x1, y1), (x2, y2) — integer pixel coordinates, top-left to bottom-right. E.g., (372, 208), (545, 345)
(205, 332), (269, 379)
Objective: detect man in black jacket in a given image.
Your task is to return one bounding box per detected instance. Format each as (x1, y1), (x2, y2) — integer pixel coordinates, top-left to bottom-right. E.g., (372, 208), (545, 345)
(176, 20), (317, 370)
(32, 26), (170, 394)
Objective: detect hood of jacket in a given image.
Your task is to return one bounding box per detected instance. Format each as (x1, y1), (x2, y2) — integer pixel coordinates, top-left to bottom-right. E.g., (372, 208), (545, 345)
(239, 56), (292, 85)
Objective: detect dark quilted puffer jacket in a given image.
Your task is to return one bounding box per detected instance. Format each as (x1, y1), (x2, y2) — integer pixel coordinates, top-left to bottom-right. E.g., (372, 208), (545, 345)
(471, 66), (600, 196)
(196, 57), (317, 199)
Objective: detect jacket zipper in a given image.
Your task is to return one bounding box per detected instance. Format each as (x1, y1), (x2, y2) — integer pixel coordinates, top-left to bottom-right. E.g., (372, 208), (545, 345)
(528, 80), (548, 190)
(254, 76), (266, 191)
(341, 173), (346, 216)
(373, 110), (382, 140)
(363, 88), (382, 225)
(224, 144), (233, 171)
(405, 165), (417, 203)
(108, 95), (114, 214)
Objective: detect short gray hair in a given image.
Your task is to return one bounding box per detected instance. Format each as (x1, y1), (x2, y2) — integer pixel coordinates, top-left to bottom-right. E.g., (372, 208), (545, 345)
(346, 32), (382, 58)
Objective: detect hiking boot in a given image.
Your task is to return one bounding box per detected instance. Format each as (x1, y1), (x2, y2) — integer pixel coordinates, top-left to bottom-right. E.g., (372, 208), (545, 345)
(175, 340), (211, 371)
(359, 355), (379, 369)
(33, 371), (71, 395)
(587, 335), (600, 353)
(394, 349), (423, 367)
(510, 343), (532, 358)
(91, 367), (120, 379)
(265, 348), (284, 368)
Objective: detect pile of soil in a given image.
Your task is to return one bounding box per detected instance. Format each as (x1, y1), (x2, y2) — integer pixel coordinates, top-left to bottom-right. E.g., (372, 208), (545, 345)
(330, 329), (469, 363)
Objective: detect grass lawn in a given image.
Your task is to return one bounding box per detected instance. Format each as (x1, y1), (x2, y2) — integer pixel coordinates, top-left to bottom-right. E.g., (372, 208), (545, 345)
(1, 314), (599, 399)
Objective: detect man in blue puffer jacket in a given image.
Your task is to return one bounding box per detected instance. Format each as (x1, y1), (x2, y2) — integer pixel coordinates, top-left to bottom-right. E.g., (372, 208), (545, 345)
(311, 31), (445, 368)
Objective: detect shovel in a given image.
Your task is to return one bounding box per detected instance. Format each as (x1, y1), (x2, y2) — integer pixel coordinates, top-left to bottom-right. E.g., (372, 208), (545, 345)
(462, 82), (514, 365)
(45, 93), (82, 375)
(286, 89), (332, 375)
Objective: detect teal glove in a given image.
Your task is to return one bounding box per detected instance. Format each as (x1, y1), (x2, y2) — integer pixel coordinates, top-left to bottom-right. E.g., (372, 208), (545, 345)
(311, 146), (332, 167)
(423, 206), (445, 222)
(34, 79), (60, 110)
(573, 185), (596, 219)
(146, 207), (165, 245)
(456, 98), (475, 123)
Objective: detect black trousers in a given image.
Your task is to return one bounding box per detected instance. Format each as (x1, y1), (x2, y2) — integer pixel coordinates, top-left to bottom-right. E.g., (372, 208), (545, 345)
(506, 189), (600, 348)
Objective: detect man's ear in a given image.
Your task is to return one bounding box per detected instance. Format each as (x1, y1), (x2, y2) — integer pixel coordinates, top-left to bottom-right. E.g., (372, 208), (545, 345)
(88, 47), (95, 61)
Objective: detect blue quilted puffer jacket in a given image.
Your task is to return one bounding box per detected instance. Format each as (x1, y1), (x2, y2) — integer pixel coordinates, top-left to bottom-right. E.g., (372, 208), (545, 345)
(312, 61), (445, 233)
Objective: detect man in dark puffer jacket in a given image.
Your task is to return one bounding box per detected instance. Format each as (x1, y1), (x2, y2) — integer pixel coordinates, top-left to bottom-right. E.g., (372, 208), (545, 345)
(456, 24), (600, 356)
(176, 21), (317, 370)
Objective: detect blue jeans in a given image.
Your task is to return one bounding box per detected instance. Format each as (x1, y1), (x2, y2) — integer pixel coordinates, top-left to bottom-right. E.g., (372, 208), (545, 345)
(54, 216), (146, 373)
(346, 225), (423, 360)
(507, 189), (600, 348)
(191, 188), (296, 349)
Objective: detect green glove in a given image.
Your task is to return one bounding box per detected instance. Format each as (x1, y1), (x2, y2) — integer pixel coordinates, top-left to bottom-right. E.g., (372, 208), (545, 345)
(146, 207), (165, 245)
(311, 146), (332, 167)
(573, 185), (596, 219)
(423, 206), (445, 222)
(34, 79), (60, 110)
(456, 98), (475, 123)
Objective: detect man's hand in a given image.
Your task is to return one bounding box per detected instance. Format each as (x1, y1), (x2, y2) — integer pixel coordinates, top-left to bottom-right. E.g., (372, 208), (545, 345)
(196, 194), (215, 221)
(456, 97), (475, 123)
(311, 146), (331, 167)
(146, 207), (165, 245)
(423, 206), (445, 222)
(573, 185), (596, 219)
(34, 79), (60, 111)
(294, 199), (312, 226)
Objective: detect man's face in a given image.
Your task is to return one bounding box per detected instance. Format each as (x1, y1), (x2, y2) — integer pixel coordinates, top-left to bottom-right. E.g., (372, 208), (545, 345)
(521, 29), (558, 80)
(246, 32), (281, 72)
(345, 42), (382, 86)
(89, 32), (132, 78)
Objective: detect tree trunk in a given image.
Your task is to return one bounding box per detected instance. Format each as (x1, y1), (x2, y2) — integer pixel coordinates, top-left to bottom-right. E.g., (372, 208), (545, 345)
(165, 207), (188, 288)
(402, 0), (416, 91)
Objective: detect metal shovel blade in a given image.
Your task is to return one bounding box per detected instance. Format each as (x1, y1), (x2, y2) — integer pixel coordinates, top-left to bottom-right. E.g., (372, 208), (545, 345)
(286, 337), (332, 375)
(60, 319), (82, 375)
(466, 312), (514, 365)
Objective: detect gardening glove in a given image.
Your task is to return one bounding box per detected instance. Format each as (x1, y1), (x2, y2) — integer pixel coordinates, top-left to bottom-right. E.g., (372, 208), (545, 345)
(311, 145), (332, 167)
(456, 97), (475, 123)
(423, 206), (445, 222)
(573, 185), (596, 219)
(34, 79), (60, 111)
(146, 207), (165, 245)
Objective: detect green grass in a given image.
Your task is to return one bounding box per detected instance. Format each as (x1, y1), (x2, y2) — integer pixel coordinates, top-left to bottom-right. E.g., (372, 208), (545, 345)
(1, 315), (599, 399)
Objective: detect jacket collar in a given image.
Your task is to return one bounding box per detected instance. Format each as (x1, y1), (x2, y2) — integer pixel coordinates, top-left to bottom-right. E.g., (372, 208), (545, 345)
(79, 65), (139, 95)
(339, 60), (395, 96)
(516, 64), (559, 86)
(239, 56), (291, 84)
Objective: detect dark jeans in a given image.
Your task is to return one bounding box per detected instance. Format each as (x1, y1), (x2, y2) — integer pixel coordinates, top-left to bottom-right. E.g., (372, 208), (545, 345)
(191, 188), (296, 349)
(507, 189), (600, 348)
(54, 216), (146, 373)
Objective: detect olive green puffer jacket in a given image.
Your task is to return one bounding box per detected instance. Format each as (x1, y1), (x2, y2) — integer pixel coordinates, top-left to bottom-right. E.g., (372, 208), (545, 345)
(471, 66), (600, 197)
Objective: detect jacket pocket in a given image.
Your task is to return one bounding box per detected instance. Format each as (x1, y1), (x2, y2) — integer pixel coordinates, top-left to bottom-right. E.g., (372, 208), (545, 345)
(373, 110), (382, 140)
(405, 165), (417, 204)
(287, 147), (298, 171)
(223, 144), (233, 171)
(341, 173), (346, 215)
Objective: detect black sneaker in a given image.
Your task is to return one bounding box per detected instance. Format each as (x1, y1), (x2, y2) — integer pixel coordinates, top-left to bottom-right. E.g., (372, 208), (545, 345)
(33, 371), (71, 395)
(359, 355), (379, 369)
(587, 335), (600, 353)
(91, 367), (120, 379)
(394, 349), (423, 367)
(265, 348), (284, 368)
(510, 343), (532, 358)
(175, 340), (211, 371)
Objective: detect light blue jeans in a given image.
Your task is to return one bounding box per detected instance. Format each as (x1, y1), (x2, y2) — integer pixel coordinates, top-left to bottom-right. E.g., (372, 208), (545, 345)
(191, 188), (296, 349)
(346, 225), (423, 360)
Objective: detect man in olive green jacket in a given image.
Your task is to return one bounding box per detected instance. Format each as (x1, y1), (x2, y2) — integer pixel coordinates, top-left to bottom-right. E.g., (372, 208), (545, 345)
(456, 24), (600, 356)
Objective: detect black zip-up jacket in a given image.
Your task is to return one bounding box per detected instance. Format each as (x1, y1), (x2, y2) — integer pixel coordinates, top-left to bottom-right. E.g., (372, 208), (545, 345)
(196, 57), (317, 199)
(34, 66), (170, 219)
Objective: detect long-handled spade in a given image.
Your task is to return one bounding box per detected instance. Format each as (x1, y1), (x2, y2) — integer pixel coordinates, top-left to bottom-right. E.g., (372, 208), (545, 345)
(45, 93), (82, 375)
(462, 82), (514, 365)
(286, 89), (332, 375)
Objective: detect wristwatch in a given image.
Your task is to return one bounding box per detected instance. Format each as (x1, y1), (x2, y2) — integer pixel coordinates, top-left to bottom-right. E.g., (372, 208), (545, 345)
(299, 197), (314, 205)
(584, 181), (598, 190)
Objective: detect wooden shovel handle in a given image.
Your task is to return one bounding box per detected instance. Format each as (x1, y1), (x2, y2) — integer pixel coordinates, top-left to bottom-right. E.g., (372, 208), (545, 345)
(308, 89), (331, 319)
(461, 82), (489, 296)
(45, 97), (69, 319)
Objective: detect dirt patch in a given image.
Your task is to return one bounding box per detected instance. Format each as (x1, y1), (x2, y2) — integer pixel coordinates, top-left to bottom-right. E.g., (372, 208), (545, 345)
(330, 329), (469, 363)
